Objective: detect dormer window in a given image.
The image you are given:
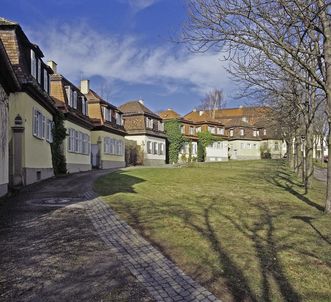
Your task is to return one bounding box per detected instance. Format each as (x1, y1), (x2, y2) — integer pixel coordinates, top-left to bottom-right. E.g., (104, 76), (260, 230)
(242, 116), (248, 122)
(103, 107), (111, 122)
(180, 125), (184, 134)
(158, 121), (164, 131)
(37, 59), (41, 83)
(263, 129), (267, 136)
(115, 112), (123, 125)
(190, 126), (195, 135)
(73, 91), (77, 109)
(253, 130), (257, 137)
(81, 97), (88, 116)
(208, 126), (216, 134)
(65, 86), (72, 107)
(145, 117), (153, 129)
(196, 126), (201, 133)
(240, 128), (244, 136)
(257, 130), (260, 136)
(43, 69), (48, 92)
(230, 129), (234, 137)
(30, 49), (37, 78)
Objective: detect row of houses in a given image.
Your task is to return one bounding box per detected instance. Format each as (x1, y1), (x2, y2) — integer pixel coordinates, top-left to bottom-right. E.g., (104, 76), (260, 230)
(0, 17), (287, 197)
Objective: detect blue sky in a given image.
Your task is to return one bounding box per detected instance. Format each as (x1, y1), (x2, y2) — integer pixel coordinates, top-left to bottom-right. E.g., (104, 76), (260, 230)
(2, 0), (249, 114)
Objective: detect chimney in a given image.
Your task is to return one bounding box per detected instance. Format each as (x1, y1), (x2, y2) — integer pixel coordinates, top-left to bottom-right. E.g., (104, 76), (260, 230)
(80, 79), (90, 94)
(193, 108), (197, 112)
(199, 110), (204, 116)
(138, 99), (144, 105)
(47, 60), (57, 73)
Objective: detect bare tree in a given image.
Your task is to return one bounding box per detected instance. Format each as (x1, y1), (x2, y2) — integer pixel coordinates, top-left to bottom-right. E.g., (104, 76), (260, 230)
(198, 88), (225, 119)
(183, 0), (331, 212)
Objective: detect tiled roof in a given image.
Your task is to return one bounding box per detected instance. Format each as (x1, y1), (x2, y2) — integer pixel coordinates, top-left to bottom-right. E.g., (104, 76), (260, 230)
(87, 89), (119, 110)
(159, 109), (180, 120)
(119, 100), (160, 119)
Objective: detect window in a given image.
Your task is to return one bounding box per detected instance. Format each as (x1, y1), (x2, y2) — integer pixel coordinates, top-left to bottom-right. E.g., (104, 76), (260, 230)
(196, 126), (201, 133)
(274, 142), (279, 151)
(189, 126), (195, 135)
(37, 59), (41, 84)
(30, 49), (37, 78)
(147, 141), (152, 154)
(65, 86), (72, 107)
(159, 143), (164, 155)
(74, 131), (79, 152)
(242, 116), (248, 122)
(43, 69), (49, 92)
(46, 119), (53, 143)
(153, 142), (158, 154)
(208, 126), (216, 134)
(115, 112), (123, 125)
(73, 91), (78, 109)
(103, 107), (111, 122)
(247, 143), (251, 149)
(103, 137), (123, 155)
(263, 129), (267, 136)
(253, 130), (257, 137)
(145, 117), (153, 129)
(217, 127), (224, 135)
(240, 129), (244, 136)
(257, 130), (260, 136)
(192, 143), (197, 155)
(33, 108), (46, 139)
(230, 129), (234, 137)
(82, 134), (90, 154)
(158, 121), (164, 131)
(81, 97), (88, 116)
(241, 143), (244, 149)
(180, 125), (184, 134)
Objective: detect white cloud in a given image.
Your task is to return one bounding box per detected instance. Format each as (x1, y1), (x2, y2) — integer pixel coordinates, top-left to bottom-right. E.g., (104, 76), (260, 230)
(118, 0), (160, 12)
(29, 23), (230, 97)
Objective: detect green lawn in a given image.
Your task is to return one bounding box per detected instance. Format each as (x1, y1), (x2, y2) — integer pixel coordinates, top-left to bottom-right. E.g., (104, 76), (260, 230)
(95, 160), (331, 302)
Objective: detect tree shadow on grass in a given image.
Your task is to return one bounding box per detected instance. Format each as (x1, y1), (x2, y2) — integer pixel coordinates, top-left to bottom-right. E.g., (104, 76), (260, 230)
(95, 171), (146, 196)
(291, 215), (331, 245)
(218, 203), (301, 302)
(263, 168), (324, 212)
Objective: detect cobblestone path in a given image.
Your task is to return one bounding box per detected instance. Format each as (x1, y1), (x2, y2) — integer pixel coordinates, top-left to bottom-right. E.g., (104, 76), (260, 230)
(85, 191), (221, 302)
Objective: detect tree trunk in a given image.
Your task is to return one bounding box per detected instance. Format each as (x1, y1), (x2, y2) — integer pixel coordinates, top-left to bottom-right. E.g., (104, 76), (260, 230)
(319, 0), (331, 213)
(304, 125), (314, 194)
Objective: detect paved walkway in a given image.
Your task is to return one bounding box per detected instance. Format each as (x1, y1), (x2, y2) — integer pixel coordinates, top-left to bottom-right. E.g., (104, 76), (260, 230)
(86, 191), (219, 302)
(0, 169), (220, 302)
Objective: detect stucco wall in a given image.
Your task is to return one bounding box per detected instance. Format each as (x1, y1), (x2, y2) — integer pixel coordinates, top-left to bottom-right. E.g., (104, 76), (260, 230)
(9, 92), (53, 169)
(64, 120), (92, 172)
(91, 130), (125, 164)
(125, 135), (166, 164)
(229, 140), (261, 160)
(206, 141), (228, 161)
(0, 84), (9, 196)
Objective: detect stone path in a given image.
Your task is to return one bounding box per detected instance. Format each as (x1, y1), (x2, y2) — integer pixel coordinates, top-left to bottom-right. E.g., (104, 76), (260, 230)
(85, 191), (220, 302)
(314, 167), (327, 182)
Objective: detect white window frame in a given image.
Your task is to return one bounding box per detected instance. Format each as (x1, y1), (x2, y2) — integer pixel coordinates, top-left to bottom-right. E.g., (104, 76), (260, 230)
(73, 91), (78, 109)
(30, 49), (37, 78)
(32, 108), (46, 140)
(147, 141), (152, 154)
(65, 86), (72, 107)
(43, 69), (49, 92)
(240, 129), (244, 136)
(230, 129), (234, 137)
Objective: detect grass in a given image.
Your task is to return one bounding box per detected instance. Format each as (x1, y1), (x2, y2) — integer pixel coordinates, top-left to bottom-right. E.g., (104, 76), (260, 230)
(95, 160), (331, 302)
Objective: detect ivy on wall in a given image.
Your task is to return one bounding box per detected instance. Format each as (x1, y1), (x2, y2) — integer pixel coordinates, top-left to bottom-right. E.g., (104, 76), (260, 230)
(164, 120), (185, 164)
(51, 111), (67, 175)
(197, 131), (221, 162)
